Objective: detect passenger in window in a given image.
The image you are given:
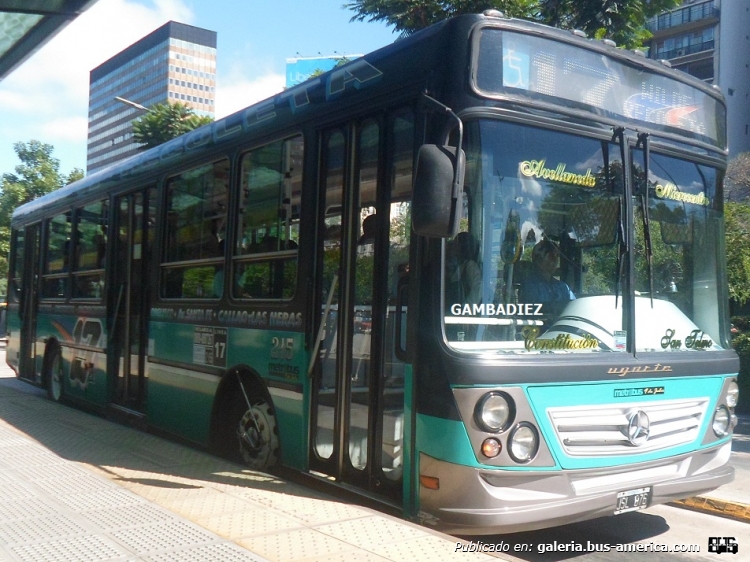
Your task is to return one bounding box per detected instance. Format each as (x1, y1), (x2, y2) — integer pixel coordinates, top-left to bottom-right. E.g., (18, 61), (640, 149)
(520, 239), (575, 314)
(358, 214), (377, 246)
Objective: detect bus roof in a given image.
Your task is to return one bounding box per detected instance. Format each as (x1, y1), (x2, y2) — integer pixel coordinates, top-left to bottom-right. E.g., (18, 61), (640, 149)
(12, 12), (725, 225)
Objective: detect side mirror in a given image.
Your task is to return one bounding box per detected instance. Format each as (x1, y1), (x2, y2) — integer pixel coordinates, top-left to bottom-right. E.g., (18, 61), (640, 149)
(412, 144), (465, 238)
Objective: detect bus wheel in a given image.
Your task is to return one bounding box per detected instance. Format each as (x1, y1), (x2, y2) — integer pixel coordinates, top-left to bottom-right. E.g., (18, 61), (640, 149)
(46, 347), (64, 402)
(236, 398), (279, 471)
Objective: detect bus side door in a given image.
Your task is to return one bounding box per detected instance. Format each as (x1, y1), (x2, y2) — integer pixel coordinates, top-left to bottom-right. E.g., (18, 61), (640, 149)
(16, 223), (41, 381)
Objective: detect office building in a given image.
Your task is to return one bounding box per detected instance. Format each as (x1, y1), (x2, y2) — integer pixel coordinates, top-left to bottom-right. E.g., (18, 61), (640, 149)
(87, 21), (216, 173)
(645, 0), (750, 155)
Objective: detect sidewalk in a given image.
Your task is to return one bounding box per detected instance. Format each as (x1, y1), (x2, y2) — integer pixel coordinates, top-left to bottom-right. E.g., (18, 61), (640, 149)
(0, 355), (501, 562)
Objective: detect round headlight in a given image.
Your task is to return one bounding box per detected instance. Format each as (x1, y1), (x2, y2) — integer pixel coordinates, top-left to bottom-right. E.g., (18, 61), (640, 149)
(508, 423), (539, 463)
(474, 392), (514, 433)
(726, 380), (739, 409)
(713, 405), (731, 437)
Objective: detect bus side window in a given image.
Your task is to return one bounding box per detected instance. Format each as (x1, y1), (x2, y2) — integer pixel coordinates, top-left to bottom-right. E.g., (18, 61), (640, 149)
(160, 159), (229, 299)
(72, 200), (107, 300)
(41, 211), (71, 299)
(232, 135), (302, 300)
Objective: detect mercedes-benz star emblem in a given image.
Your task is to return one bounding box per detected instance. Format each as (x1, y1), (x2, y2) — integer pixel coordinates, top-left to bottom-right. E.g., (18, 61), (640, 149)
(625, 410), (650, 446)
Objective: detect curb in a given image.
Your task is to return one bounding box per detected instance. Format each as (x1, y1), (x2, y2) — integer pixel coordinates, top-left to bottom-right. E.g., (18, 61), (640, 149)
(670, 496), (750, 523)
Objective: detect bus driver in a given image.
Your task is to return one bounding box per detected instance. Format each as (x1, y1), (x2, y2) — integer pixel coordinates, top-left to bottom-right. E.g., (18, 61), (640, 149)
(519, 239), (575, 315)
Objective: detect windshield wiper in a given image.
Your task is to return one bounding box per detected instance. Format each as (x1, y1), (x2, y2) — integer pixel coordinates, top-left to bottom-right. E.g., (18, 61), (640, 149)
(636, 132), (654, 307)
(611, 128), (627, 307)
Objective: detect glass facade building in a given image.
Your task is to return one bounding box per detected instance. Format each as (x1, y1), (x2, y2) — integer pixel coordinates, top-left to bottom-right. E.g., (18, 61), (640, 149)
(87, 21), (216, 173)
(645, 0), (750, 156)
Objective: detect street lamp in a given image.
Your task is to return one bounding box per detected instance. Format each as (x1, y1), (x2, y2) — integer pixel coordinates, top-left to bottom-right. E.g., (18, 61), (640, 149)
(114, 96), (148, 111)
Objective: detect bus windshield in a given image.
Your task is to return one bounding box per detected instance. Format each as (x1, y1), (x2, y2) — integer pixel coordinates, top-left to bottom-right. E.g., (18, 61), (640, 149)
(444, 119), (728, 354)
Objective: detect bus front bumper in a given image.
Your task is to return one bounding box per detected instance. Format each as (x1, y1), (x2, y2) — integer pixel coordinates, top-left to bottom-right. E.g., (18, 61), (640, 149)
(418, 443), (734, 535)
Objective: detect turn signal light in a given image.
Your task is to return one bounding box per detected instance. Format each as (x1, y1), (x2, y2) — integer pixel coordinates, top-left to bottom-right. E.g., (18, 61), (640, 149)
(481, 438), (502, 458)
(419, 475), (440, 490)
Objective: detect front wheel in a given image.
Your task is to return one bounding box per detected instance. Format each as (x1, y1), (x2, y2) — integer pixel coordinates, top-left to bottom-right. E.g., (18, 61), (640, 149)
(45, 347), (64, 402)
(235, 397), (279, 471)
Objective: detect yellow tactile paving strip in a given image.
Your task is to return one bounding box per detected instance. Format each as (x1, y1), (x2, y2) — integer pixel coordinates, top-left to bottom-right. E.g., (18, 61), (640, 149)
(0, 374), (503, 561)
(671, 496), (750, 523)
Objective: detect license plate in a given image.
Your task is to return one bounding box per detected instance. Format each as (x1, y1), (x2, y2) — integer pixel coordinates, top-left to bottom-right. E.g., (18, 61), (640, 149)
(614, 487), (652, 514)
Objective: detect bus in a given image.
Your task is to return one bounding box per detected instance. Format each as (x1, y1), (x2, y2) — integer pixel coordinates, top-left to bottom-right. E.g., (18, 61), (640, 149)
(6, 10), (739, 534)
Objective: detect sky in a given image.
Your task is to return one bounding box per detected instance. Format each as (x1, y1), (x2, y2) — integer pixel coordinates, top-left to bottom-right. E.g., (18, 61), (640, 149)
(0, 0), (397, 176)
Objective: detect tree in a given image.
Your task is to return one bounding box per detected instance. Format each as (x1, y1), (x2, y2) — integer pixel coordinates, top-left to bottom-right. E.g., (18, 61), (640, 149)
(345, 0), (537, 36)
(722, 152), (750, 305)
(0, 140), (83, 291)
(345, 0), (680, 49)
(725, 151), (750, 202)
(725, 201), (750, 306)
(538, 0), (680, 49)
(131, 102), (213, 150)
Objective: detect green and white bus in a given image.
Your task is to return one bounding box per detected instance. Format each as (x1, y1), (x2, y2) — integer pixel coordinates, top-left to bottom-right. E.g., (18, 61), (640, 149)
(6, 11), (739, 533)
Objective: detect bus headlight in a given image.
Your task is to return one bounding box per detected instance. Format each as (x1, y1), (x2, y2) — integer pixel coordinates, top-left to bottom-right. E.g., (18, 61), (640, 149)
(474, 392), (514, 433)
(508, 423), (539, 463)
(712, 406), (731, 437)
(726, 380), (739, 409)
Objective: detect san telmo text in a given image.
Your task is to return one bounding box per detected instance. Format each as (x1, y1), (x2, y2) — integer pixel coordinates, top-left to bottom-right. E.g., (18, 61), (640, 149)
(661, 328), (713, 350)
(450, 303), (543, 316)
(519, 159), (596, 187)
(522, 326), (598, 351)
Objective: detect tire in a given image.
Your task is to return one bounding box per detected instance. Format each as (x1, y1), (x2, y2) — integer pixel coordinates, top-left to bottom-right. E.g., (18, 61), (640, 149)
(234, 394), (279, 471)
(46, 347), (64, 402)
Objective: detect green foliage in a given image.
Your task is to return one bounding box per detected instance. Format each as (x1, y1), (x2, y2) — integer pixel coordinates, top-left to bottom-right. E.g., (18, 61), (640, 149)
(345, 0), (537, 36)
(131, 102), (213, 150)
(732, 331), (750, 413)
(538, 0), (680, 49)
(0, 141), (82, 282)
(345, 0), (680, 48)
(725, 202), (750, 305)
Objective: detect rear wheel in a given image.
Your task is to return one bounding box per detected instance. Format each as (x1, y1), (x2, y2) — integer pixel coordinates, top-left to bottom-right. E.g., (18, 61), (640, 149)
(46, 347), (64, 402)
(234, 395), (279, 471)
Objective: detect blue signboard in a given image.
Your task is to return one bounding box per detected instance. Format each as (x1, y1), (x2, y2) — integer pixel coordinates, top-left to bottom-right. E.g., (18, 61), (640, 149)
(285, 55), (361, 88)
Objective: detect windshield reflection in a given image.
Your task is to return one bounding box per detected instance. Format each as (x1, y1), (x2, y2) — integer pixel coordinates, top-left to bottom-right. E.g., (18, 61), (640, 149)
(443, 120), (727, 354)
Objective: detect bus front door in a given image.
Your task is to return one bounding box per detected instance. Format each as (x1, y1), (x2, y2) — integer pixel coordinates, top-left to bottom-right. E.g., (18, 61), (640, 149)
(311, 113), (413, 503)
(108, 189), (154, 413)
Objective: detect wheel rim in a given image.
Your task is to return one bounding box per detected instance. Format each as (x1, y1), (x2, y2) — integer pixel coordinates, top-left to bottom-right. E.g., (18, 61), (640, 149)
(237, 404), (273, 469)
(50, 354), (63, 401)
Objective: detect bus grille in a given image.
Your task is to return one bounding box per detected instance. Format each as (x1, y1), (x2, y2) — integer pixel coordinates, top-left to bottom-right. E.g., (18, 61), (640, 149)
(548, 398), (709, 456)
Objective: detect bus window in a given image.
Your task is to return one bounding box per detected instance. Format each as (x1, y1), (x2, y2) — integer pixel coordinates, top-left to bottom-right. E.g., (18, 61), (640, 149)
(161, 159), (229, 299)
(633, 151), (726, 351)
(41, 211), (71, 299)
(233, 135), (302, 300)
(72, 200), (107, 299)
